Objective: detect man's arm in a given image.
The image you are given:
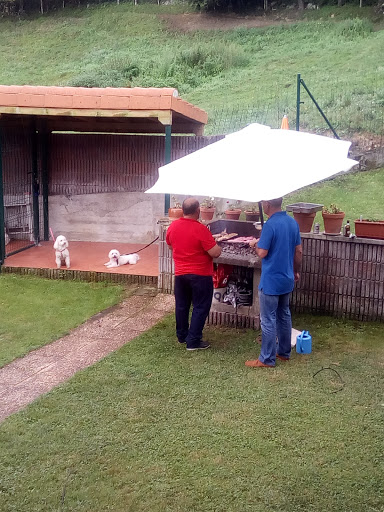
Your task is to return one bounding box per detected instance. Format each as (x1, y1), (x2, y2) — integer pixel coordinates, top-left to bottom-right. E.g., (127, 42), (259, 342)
(255, 246), (268, 259)
(207, 244), (222, 259)
(294, 244), (303, 282)
(249, 238), (268, 259)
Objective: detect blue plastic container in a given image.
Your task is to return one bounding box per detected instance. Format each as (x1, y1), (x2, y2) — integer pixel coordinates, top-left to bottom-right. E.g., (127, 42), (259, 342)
(296, 330), (312, 354)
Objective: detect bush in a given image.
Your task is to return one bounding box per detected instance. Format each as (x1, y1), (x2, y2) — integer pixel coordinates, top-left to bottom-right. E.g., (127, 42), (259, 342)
(336, 18), (373, 40)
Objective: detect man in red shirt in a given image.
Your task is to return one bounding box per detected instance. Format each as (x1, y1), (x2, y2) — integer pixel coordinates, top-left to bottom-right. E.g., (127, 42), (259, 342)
(166, 197), (222, 351)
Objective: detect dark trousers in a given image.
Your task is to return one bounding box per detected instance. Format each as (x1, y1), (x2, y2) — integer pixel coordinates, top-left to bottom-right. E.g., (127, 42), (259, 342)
(174, 274), (214, 349)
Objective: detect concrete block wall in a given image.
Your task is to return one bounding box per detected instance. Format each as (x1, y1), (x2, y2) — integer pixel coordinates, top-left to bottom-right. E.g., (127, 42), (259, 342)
(49, 192), (164, 244)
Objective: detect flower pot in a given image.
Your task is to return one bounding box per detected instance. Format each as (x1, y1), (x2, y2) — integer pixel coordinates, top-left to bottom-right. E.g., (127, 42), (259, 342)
(200, 207), (215, 221)
(244, 211), (260, 222)
(168, 208), (183, 220)
(225, 209), (241, 220)
(322, 212), (345, 235)
(354, 220), (384, 240)
(293, 212), (316, 233)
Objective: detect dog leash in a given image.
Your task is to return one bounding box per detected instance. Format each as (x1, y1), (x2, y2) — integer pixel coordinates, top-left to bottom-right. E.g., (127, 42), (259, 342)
(122, 236), (159, 256)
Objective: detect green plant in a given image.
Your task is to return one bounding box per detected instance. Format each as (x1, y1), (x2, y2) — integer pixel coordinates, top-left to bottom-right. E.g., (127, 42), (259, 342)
(200, 197), (216, 208)
(243, 203), (259, 213)
(225, 200), (241, 211)
(336, 18), (373, 40)
(323, 204), (343, 214)
(171, 196), (182, 209)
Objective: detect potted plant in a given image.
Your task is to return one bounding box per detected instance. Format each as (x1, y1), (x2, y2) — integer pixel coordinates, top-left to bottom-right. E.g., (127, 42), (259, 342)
(286, 202), (323, 233)
(322, 204), (345, 235)
(168, 196), (183, 220)
(224, 201), (242, 220)
(243, 203), (260, 222)
(200, 197), (216, 221)
(354, 218), (384, 240)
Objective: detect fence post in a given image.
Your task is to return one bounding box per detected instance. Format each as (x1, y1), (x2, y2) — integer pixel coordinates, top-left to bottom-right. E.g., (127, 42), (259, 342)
(296, 73), (301, 131)
(31, 124), (40, 245)
(0, 127), (5, 266)
(40, 126), (49, 241)
(300, 78), (340, 139)
(296, 73), (339, 139)
(164, 124), (172, 215)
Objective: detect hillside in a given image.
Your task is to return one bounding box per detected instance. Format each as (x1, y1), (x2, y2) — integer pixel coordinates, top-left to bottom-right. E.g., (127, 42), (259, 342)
(0, 4), (383, 135)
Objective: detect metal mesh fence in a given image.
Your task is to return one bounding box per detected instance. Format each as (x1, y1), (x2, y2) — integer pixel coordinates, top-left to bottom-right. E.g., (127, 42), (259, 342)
(205, 76), (384, 150)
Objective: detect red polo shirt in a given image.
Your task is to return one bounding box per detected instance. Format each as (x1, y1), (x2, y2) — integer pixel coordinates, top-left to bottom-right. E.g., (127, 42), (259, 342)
(166, 218), (217, 276)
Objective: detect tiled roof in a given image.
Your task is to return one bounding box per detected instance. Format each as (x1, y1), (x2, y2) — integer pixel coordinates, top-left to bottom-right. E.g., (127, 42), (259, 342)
(0, 85), (208, 125)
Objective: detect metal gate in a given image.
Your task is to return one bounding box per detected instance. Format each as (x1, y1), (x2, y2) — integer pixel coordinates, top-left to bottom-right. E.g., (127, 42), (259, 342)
(0, 125), (37, 264)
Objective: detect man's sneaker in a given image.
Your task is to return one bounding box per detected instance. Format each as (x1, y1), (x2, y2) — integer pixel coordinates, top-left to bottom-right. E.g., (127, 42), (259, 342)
(186, 341), (211, 351)
(178, 339), (186, 344)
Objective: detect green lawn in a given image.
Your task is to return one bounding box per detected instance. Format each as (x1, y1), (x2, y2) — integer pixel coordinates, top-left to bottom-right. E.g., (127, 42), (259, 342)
(0, 5), (382, 134)
(0, 313), (383, 511)
(0, 274), (124, 368)
(283, 166), (384, 230)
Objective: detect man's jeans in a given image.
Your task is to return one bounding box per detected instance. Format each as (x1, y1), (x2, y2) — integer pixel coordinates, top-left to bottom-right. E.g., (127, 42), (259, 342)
(174, 274), (213, 349)
(259, 290), (292, 366)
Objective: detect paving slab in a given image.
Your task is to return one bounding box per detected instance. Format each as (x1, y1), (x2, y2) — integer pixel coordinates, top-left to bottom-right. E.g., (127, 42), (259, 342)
(0, 292), (174, 422)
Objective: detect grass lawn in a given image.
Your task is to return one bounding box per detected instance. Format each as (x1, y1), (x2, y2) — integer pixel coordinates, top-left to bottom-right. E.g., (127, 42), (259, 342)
(0, 274), (124, 368)
(0, 5), (382, 134)
(283, 166), (384, 230)
(0, 312), (383, 511)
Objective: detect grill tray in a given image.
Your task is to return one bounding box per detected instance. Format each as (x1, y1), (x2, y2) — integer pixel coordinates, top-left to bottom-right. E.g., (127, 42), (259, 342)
(208, 219), (261, 267)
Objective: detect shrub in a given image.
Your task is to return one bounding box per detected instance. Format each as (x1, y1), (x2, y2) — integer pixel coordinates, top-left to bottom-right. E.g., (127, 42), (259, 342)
(201, 197), (216, 208)
(336, 18), (373, 40)
(323, 204), (343, 214)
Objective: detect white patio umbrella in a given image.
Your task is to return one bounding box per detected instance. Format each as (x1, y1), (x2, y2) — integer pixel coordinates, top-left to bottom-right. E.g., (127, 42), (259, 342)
(146, 124), (358, 202)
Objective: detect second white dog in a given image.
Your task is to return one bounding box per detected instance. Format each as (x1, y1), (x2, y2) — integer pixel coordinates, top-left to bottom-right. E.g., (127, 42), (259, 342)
(54, 235), (70, 269)
(104, 249), (140, 268)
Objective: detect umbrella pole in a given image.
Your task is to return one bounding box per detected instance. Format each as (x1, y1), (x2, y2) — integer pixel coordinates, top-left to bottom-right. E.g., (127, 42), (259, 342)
(258, 202), (264, 226)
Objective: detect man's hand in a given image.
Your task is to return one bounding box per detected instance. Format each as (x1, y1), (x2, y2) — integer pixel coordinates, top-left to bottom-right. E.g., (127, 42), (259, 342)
(294, 245), (302, 282)
(249, 238), (260, 248)
(250, 238), (268, 259)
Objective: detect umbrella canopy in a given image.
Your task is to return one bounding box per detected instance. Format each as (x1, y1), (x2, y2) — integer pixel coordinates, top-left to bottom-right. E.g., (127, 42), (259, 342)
(146, 124), (358, 202)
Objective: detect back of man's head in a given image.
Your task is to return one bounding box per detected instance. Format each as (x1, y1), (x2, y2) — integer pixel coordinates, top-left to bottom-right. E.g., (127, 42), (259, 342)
(268, 197), (283, 209)
(183, 197), (200, 216)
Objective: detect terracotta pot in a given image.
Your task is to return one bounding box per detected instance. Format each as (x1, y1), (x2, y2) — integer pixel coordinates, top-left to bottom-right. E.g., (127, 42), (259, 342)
(225, 209), (241, 220)
(200, 207), (215, 221)
(168, 208), (183, 220)
(354, 220), (384, 240)
(293, 212), (316, 233)
(244, 211), (260, 222)
(322, 212), (345, 235)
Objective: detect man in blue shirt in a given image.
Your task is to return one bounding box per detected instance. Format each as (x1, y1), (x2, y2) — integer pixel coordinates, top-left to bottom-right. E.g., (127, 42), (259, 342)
(245, 198), (302, 368)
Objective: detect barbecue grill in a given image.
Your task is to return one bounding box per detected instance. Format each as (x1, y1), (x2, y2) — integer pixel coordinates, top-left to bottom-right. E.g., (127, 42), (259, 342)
(207, 219), (261, 267)
(206, 219), (262, 329)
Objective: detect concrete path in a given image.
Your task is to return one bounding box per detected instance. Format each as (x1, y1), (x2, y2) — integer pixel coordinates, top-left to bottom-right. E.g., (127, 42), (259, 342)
(0, 288), (174, 423)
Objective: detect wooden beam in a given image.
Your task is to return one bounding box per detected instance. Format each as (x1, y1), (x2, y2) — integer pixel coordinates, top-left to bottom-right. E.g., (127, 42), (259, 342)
(0, 106), (173, 123)
(0, 113), (205, 135)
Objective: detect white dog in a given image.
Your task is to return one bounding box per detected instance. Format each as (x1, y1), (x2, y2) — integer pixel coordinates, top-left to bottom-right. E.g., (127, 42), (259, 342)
(104, 249), (140, 268)
(54, 235), (70, 269)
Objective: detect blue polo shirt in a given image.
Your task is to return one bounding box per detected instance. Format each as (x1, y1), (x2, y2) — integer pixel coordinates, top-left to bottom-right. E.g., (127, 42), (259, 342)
(258, 211), (301, 295)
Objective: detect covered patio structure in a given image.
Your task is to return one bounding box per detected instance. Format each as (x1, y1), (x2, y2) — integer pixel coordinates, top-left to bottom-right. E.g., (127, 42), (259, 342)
(0, 85), (208, 280)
